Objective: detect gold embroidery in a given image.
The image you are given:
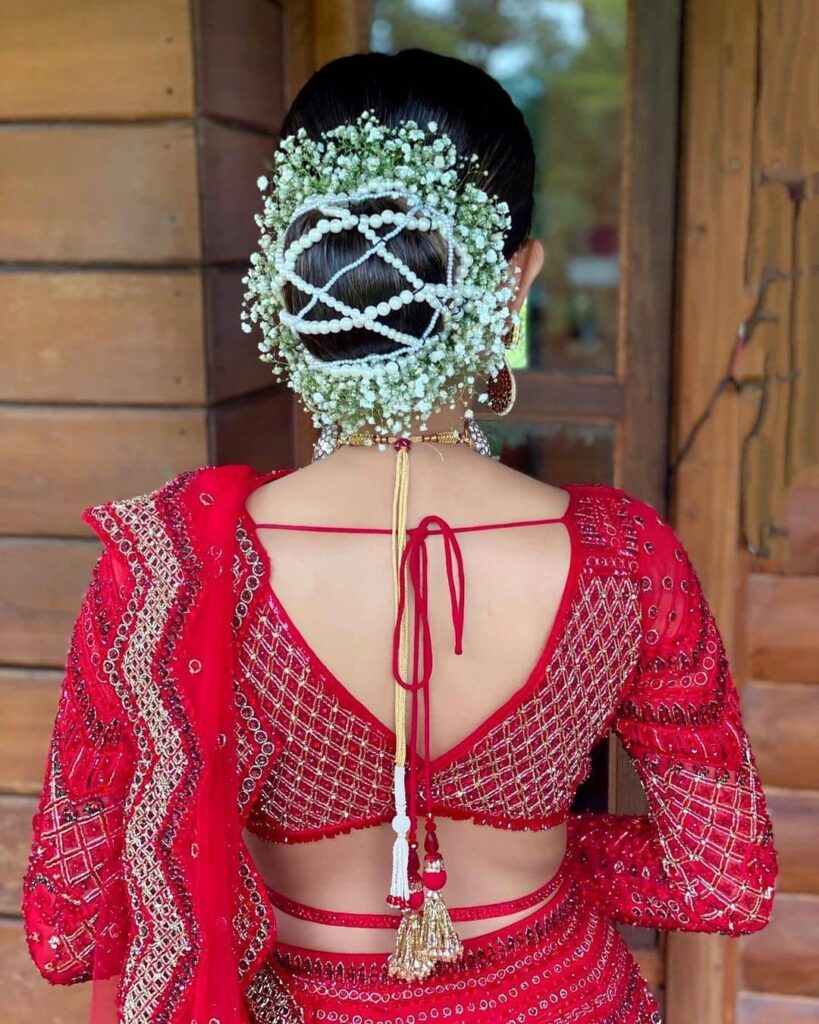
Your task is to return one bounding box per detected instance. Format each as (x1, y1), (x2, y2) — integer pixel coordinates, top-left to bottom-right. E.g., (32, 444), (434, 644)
(88, 484), (198, 1023)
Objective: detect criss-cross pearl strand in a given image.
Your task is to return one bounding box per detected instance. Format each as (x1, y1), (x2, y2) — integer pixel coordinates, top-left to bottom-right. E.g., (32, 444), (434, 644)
(276, 189), (464, 357)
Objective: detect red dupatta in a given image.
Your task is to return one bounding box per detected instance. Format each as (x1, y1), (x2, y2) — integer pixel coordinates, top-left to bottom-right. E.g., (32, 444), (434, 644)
(22, 463), (287, 1024)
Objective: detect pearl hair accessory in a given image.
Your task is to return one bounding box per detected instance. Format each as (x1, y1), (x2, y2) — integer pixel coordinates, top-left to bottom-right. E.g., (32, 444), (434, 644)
(275, 190), (460, 356)
(241, 110), (521, 438)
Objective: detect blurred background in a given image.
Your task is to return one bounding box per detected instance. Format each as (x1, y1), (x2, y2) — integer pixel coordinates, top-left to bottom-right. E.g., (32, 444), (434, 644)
(1, 1), (817, 1021)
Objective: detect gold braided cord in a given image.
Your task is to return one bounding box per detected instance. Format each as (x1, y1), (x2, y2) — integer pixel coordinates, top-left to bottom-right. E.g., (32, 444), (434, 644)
(340, 427), (476, 772)
(391, 445), (410, 768)
(341, 428), (470, 448)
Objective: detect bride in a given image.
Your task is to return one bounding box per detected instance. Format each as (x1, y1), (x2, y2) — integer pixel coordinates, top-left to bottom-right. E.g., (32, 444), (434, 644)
(23, 48), (776, 1024)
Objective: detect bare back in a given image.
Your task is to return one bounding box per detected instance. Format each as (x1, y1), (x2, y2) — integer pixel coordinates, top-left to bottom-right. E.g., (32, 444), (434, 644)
(243, 444), (572, 951)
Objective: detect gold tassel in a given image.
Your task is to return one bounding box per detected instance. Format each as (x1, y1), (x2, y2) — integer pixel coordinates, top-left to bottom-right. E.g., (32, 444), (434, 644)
(419, 889), (464, 964)
(386, 908), (434, 981)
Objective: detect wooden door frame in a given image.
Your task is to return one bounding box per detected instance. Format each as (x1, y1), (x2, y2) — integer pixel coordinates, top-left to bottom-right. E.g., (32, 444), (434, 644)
(610, 0), (682, 859)
(609, 1), (684, 1013)
(617, 0), (681, 509)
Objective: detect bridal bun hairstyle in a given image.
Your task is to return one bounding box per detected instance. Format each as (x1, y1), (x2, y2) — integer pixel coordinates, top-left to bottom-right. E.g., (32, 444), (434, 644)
(279, 49), (535, 364)
(242, 48), (537, 436)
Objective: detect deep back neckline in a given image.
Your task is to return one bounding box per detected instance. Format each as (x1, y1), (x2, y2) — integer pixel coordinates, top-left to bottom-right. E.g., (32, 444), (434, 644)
(240, 470), (581, 775)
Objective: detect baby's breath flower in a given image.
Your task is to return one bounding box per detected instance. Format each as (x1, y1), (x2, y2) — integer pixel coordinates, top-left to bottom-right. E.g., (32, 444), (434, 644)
(241, 111), (515, 437)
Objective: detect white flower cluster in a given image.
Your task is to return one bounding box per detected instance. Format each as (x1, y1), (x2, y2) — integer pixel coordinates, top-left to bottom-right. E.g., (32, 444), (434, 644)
(241, 110), (518, 437)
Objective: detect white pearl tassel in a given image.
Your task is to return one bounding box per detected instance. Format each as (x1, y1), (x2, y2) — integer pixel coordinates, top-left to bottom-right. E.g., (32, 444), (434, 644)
(389, 764), (411, 901)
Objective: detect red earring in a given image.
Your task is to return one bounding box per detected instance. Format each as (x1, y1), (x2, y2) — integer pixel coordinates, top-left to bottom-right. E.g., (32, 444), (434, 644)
(487, 357), (516, 416)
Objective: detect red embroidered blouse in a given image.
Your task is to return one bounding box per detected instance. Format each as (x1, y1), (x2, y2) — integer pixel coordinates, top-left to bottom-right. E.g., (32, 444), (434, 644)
(21, 464), (778, 1024)
(234, 474), (777, 934)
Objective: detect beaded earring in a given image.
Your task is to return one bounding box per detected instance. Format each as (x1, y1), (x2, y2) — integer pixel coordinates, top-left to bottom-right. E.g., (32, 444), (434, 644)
(486, 357), (516, 416)
(486, 310), (521, 416)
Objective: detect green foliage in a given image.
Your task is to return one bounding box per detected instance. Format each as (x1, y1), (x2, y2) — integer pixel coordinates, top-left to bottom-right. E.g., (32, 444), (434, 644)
(372, 0), (626, 370)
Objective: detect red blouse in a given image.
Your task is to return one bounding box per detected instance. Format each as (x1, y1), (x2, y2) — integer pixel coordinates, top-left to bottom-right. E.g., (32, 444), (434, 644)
(20, 464), (777, 1024)
(234, 475), (777, 934)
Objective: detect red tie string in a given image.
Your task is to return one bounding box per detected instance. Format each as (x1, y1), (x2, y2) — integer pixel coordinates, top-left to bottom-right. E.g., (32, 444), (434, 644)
(391, 515), (466, 823)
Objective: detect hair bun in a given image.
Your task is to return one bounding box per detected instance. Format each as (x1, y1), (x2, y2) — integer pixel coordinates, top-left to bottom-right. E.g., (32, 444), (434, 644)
(282, 197), (449, 363)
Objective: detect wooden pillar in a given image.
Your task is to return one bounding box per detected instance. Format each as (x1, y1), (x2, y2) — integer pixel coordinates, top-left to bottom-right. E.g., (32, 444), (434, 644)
(667, 1), (819, 1022)
(666, 2), (757, 1020)
(0, 2), (286, 1017)
(284, 0), (371, 103)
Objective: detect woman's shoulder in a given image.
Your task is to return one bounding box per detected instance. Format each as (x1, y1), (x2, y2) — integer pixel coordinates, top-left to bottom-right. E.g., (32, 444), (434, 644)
(562, 481), (688, 569)
(566, 480), (669, 524)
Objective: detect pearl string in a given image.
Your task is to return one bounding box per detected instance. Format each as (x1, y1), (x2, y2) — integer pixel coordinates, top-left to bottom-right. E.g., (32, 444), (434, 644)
(276, 189), (462, 352)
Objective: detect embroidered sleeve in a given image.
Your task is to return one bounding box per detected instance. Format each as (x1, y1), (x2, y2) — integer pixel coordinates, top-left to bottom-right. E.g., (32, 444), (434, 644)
(565, 496), (778, 935)
(22, 545), (133, 984)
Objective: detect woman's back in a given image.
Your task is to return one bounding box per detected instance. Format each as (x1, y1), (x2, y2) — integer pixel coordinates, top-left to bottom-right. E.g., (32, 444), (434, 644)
(243, 443), (573, 950)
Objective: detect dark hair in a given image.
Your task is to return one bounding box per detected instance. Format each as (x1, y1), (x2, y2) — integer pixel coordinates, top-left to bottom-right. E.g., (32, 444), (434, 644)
(279, 49), (535, 362)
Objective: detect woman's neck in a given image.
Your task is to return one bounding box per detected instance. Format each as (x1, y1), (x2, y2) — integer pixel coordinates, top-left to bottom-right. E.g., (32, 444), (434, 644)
(352, 402), (474, 440)
(322, 403), (481, 470)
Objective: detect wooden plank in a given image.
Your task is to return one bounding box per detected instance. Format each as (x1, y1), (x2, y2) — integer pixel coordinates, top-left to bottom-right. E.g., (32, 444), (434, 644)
(671, 0), (756, 620)
(739, 0), (819, 566)
(282, 0), (369, 110)
(743, 682), (819, 790)
(508, 372), (624, 422)
(737, 992), (819, 1024)
(0, 406), (207, 536)
(0, 795), (38, 915)
(0, 271), (205, 404)
(790, 185), (819, 485)
(0, 124), (199, 263)
(211, 387), (295, 471)
(739, 177), (795, 566)
(740, 0), (819, 568)
(633, 945), (664, 994)
(283, 0), (315, 104)
(786, 485), (819, 576)
(205, 268), (275, 403)
(195, 0), (285, 132)
(751, 0), (819, 542)
(0, 539), (100, 667)
(199, 120), (275, 264)
(747, 573), (819, 682)
(0, 0), (194, 121)
(666, 0), (760, 1020)
(0, 668), (60, 794)
(766, 788), (819, 895)
(310, 0), (370, 69)
(0, 918), (90, 1023)
(742, 893), (819, 997)
(619, 0), (680, 509)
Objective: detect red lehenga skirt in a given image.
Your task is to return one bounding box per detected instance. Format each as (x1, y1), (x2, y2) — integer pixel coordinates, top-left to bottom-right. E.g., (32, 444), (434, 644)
(245, 865), (662, 1024)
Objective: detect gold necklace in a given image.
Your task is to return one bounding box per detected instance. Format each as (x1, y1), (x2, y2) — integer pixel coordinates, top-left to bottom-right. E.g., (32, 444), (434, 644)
(311, 415), (492, 462)
(339, 426), (472, 448)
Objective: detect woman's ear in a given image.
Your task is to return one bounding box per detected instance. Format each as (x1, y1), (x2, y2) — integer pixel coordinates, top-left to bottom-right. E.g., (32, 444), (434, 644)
(508, 238), (544, 312)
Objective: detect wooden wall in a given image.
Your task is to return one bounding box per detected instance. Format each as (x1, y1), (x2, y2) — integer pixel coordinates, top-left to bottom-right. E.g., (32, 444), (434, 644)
(0, 2), (289, 1017)
(668, 1), (819, 1022)
(4, 1), (817, 1020)
(283, 0), (372, 464)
